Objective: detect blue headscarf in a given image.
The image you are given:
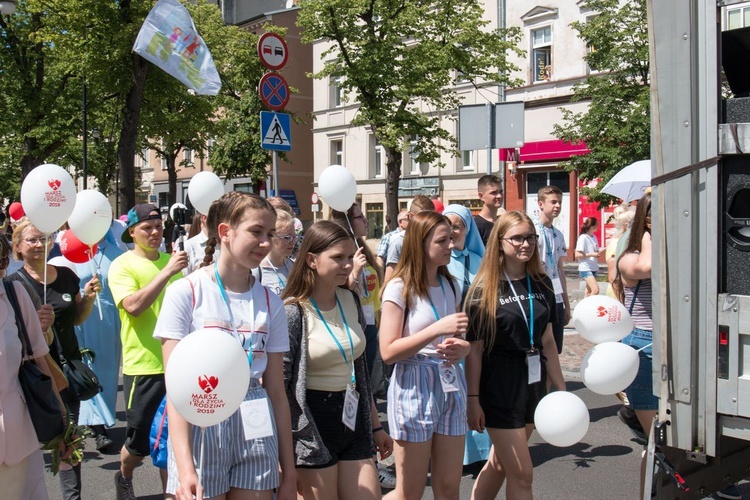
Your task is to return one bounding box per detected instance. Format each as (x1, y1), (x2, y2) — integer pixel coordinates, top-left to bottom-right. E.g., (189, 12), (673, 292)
(443, 204), (485, 258)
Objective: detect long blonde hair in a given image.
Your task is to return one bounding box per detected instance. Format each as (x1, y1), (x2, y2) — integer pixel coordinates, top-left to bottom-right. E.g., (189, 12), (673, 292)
(381, 211), (454, 310)
(464, 211), (548, 351)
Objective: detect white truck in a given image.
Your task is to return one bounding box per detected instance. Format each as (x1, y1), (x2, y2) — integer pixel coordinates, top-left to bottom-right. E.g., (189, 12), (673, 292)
(648, 0), (750, 497)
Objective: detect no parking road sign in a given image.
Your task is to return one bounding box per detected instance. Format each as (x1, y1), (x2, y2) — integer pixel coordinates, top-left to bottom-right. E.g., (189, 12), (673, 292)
(259, 72), (290, 111)
(260, 111), (292, 151)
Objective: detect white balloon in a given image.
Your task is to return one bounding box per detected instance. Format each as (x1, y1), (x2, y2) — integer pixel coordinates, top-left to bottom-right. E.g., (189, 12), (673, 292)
(534, 392), (590, 447)
(580, 342), (640, 395)
(572, 295), (634, 344)
(165, 330), (250, 428)
(20, 164), (77, 234)
(188, 172), (224, 216)
(318, 165), (357, 212)
(68, 190), (113, 246)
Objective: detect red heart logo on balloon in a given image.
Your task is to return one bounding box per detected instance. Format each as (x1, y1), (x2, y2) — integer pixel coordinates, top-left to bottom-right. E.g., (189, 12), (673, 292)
(596, 306), (606, 317)
(198, 375), (219, 394)
(48, 179), (61, 191)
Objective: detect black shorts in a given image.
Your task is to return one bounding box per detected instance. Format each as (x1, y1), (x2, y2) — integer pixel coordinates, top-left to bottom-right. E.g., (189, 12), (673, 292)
(123, 373), (166, 457)
(552, 302), (566, 354)
(479, 353), (547, 429)
(298, 389), (373, 469)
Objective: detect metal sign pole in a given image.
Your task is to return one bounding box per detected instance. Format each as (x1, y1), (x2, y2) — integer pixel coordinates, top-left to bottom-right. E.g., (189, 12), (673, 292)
(272, 150), (279, 195)
(486, 102), (493, 174)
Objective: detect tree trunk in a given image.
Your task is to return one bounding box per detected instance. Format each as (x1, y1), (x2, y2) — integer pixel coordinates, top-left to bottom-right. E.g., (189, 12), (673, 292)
(166, 153), (178, 208)
(116, 53), (148, 213)
(20, 137), (43, 181)
(384, 145), (402, 232)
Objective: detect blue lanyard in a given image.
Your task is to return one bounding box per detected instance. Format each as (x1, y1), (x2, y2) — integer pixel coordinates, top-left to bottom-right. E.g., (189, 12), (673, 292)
(310, 295), (356, 385)
(504, 272), (535, 348)
(427, 275), (447, 321)
(541, 225), (556, 278)
(213, 262), (254, 368)
(268, 260), (287, 289)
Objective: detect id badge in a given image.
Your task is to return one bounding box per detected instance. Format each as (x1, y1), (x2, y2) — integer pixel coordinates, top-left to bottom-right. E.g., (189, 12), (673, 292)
(342, 385), (359, 431)
(439, 362), (459, 393)
(551, 276), (564, 296)
(362, 305), (376, 325)
(526, 350), (542, 384)
(240, 398), (274, 440)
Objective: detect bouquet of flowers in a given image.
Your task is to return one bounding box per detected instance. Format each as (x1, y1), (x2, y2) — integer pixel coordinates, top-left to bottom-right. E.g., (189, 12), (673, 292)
(42, 418), (92, 474)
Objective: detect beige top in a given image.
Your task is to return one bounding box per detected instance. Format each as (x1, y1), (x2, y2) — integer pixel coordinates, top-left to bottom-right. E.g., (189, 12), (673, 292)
(303, 288), (366, 392)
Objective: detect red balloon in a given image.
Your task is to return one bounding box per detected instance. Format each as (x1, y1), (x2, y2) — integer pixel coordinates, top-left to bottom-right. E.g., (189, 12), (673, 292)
(8, 202), (25, 221)
(59, 230), (98, 264)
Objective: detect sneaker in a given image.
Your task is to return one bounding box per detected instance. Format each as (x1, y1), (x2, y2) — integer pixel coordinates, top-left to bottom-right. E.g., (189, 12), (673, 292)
(377, 462), (396, 489)
(617, 406), (647, 445)
(115, 471), (137, 500)
(717, 485), (742, 500)
(95, 433), (114, 452)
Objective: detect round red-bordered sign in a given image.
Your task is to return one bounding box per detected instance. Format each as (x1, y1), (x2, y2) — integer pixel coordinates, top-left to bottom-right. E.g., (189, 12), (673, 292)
(311, 192), (319, 204)
(258, 72), (290, 111)
(257, 33), (288, 71)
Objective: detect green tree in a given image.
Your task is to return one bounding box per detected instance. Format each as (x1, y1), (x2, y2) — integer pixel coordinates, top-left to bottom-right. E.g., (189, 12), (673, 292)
(553, 0), (650, 205)
(297, 0), (522, 227)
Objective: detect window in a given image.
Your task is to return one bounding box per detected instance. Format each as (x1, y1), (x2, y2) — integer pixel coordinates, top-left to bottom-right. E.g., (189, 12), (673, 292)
(141, 149), (150, 169)
(183, 148), (194, 166)
(585, 16), (600, 74)
(330, 76), (344, 107)
(531, 26), (552, 82)
(370, 136), (385, 178)
(404, 137), (427, 175)
(330, 139), (343, 165)
(366, 203), (384, 239)
(234, 183), (253, 193)
(448, 199), (483, 216)
(460, 150), (474, 171)
(727, 6), (750, 29)
(161, 156), (168, 171)
(158, 192), (168, 209)
(526, 171), (570, 194)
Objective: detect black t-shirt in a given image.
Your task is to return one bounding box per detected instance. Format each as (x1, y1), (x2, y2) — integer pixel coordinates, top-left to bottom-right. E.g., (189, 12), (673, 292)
(474, 215), (494, 246)
(466, 275), (557, 356)
(8, 266), (82, 364)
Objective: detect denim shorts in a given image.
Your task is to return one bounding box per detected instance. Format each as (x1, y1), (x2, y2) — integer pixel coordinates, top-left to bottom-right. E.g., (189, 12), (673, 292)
(579, 270), (598, 279)
(621, 328), (658, 410)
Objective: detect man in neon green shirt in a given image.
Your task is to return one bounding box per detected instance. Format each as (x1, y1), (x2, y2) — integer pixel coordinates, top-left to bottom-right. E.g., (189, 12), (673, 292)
(108, 204), (187, 500)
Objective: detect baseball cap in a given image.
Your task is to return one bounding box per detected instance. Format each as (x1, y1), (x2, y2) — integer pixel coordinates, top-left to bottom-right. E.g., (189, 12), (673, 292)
(121, 204), (162, 243)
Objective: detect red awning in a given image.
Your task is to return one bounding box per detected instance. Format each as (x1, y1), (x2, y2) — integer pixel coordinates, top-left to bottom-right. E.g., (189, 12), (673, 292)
(499, 140), (590, 163)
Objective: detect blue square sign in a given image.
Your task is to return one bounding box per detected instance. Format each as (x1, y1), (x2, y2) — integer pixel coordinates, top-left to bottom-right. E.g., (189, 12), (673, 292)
(260, 111), (292, 151)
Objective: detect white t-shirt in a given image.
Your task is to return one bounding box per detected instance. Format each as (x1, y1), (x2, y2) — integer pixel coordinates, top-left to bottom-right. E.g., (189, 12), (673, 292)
(154, 268), (289, 379)
(575, 233), (600, 272)
(381, 276), (460, 356)
(534, 220), (567, 303)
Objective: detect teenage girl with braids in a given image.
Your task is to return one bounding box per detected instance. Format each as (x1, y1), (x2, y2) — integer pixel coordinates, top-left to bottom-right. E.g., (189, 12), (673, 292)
(154, 192), (296, 500)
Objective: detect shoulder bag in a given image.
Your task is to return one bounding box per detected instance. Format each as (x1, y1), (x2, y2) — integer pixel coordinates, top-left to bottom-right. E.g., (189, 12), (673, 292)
(4, 281), (65, 444)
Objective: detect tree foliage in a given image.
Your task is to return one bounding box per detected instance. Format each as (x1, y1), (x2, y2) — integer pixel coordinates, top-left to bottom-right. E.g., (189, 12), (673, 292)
(297, 0), (523, 227)
(553, 0), (650, 205)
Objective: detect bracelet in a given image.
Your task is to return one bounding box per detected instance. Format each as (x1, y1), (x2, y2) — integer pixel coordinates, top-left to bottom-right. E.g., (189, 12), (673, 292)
(467, 395), (480, 397)
(372, 426), (384, 433)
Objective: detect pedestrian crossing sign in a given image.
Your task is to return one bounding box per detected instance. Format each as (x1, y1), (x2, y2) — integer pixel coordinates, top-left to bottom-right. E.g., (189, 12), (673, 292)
(260, 111), (292, 151)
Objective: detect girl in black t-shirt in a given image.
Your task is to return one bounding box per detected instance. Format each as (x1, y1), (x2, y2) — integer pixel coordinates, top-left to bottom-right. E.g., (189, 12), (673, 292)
(464, 211), (565, 499)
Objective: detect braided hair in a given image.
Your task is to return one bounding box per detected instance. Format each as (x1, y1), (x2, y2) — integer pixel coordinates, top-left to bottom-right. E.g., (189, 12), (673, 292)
(199, 192), (276, 268)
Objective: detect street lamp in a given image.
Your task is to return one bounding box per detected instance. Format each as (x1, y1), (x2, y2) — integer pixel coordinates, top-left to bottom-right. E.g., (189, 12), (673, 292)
(0, 1), (17, 15)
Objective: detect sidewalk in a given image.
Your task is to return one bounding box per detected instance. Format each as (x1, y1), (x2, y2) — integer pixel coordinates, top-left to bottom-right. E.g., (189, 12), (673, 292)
(559, 262), (606, 380)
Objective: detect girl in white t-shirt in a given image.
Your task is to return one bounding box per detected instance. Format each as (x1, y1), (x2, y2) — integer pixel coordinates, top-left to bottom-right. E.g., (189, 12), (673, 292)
(154, 192), (296, 500)
(379, 211), (471, 499)
(575, 217), (605, 297)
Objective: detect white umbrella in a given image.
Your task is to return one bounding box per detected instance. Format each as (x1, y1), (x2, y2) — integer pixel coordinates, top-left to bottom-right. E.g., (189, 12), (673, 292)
(600, 159), (651, 202)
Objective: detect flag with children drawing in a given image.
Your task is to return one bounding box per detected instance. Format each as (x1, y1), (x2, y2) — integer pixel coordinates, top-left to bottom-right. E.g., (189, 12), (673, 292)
(133, 0), (222, 95)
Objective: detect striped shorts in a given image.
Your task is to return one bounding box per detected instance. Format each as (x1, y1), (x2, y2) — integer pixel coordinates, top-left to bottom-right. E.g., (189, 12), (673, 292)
(166, 380), (280, 498)
(387, 355), (468, 442)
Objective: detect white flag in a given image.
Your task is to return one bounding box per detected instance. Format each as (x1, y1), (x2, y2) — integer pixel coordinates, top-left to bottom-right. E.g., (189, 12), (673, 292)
(133, 0), (222, 95)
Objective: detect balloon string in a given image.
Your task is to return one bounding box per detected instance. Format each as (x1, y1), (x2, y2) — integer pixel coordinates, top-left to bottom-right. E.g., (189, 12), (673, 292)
(198, 427), (206, 495)
(636, 343), (653, 352)
(88, 247), (103, 321)
(43, 240), (48, 304)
